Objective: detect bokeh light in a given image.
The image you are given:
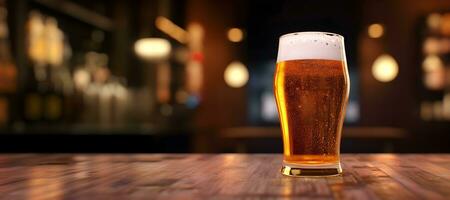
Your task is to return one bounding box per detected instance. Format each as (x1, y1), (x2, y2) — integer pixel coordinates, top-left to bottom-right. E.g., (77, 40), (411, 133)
(368, 23), (384, 38)
(372, 54), (399, 82)
(134, 38), (171, 60)
(427, 13), (441, 30)
(422, 55), (443, 72)
(224, 61), (248, 88)
(227, 28), (244, 42)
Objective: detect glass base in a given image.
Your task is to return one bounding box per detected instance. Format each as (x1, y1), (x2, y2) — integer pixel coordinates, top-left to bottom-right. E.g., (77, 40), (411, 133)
(281, 162), (342, 177)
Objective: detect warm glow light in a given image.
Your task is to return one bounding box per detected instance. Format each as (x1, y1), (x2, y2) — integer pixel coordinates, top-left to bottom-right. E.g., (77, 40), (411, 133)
(227, 28), (244, 42)
(423, 38), (440, 54)
(187, 23), (204, 51)
(427, 13), (441, 30)
(424, 68), (445, 90)
(441, 14), (450, 36)
(442, 39), (450, 53)
(368, 23), (384, 38)
(73, 69), (90, 90)
(443, 93), (450, 120)
(422, 55), (445, 90)
(224, 61), (248, 88)
(186, 23), (204, 95)
(134, 38), (171, 60)
(372, 54), (399, 82)
(422, 55), (443, 72)
(155, 16), (188, 44)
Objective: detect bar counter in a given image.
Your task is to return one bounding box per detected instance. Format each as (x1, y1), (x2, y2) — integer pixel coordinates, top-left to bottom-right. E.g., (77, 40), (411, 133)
(0, 154), (449, 199)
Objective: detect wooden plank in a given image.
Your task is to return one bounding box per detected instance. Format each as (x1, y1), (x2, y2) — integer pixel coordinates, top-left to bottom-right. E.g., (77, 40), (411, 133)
(0, 154), (448, 199)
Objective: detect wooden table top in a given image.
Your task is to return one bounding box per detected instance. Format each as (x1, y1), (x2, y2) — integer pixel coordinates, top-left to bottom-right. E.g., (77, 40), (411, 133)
(0, 154), (449, 200)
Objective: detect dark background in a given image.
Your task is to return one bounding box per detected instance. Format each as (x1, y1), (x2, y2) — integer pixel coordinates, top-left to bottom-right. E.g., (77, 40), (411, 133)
(0, 0), (449, 153)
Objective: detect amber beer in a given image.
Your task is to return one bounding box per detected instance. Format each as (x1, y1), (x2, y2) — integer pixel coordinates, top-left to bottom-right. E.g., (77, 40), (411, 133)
(274, 32), (349, 176)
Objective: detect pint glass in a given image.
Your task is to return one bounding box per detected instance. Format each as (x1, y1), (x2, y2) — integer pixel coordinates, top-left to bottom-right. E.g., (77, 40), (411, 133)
(274, 32), (349, 176)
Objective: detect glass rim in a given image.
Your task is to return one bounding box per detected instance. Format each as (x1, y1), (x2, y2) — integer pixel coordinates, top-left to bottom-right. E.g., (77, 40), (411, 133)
(279, 31), (344, 40)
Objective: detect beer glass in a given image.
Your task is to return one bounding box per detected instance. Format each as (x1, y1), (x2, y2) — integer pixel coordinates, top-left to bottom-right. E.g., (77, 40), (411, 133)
(274, 32), (349, 176)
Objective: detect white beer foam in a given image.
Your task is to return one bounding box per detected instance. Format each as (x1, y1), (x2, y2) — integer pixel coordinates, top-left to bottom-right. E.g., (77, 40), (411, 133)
(277, 32), (344, 62)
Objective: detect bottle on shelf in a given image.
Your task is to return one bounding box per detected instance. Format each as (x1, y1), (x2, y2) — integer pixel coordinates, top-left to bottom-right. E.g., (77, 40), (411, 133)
(24, 10), (45, 124)
(42, 17), (64, 124)
(24, 11), (73, 125)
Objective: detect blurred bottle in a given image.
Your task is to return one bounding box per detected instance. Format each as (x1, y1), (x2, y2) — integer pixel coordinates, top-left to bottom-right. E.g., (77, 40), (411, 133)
(24, 11), (44, 123)
(23, 64), (43, 124)
(27, 11), (46, 65)
(80, 52), (103, 124)
(0, 6), (17, 128)
(43, 17), (64, 123)
(76, 52), (129, 127)
(45, 68), (63, 123)
(24, 12), (69, 125)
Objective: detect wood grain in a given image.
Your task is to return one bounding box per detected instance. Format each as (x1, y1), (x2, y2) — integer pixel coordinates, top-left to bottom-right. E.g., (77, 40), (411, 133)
(0, 154), (448, 199)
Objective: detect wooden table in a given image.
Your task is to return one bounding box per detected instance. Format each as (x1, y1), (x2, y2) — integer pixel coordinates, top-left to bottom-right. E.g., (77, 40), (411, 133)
(0, 154), (449, 199)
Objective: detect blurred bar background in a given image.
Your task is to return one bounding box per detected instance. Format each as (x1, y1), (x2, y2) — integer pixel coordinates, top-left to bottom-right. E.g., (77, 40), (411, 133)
(0, 0), (449, 153)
